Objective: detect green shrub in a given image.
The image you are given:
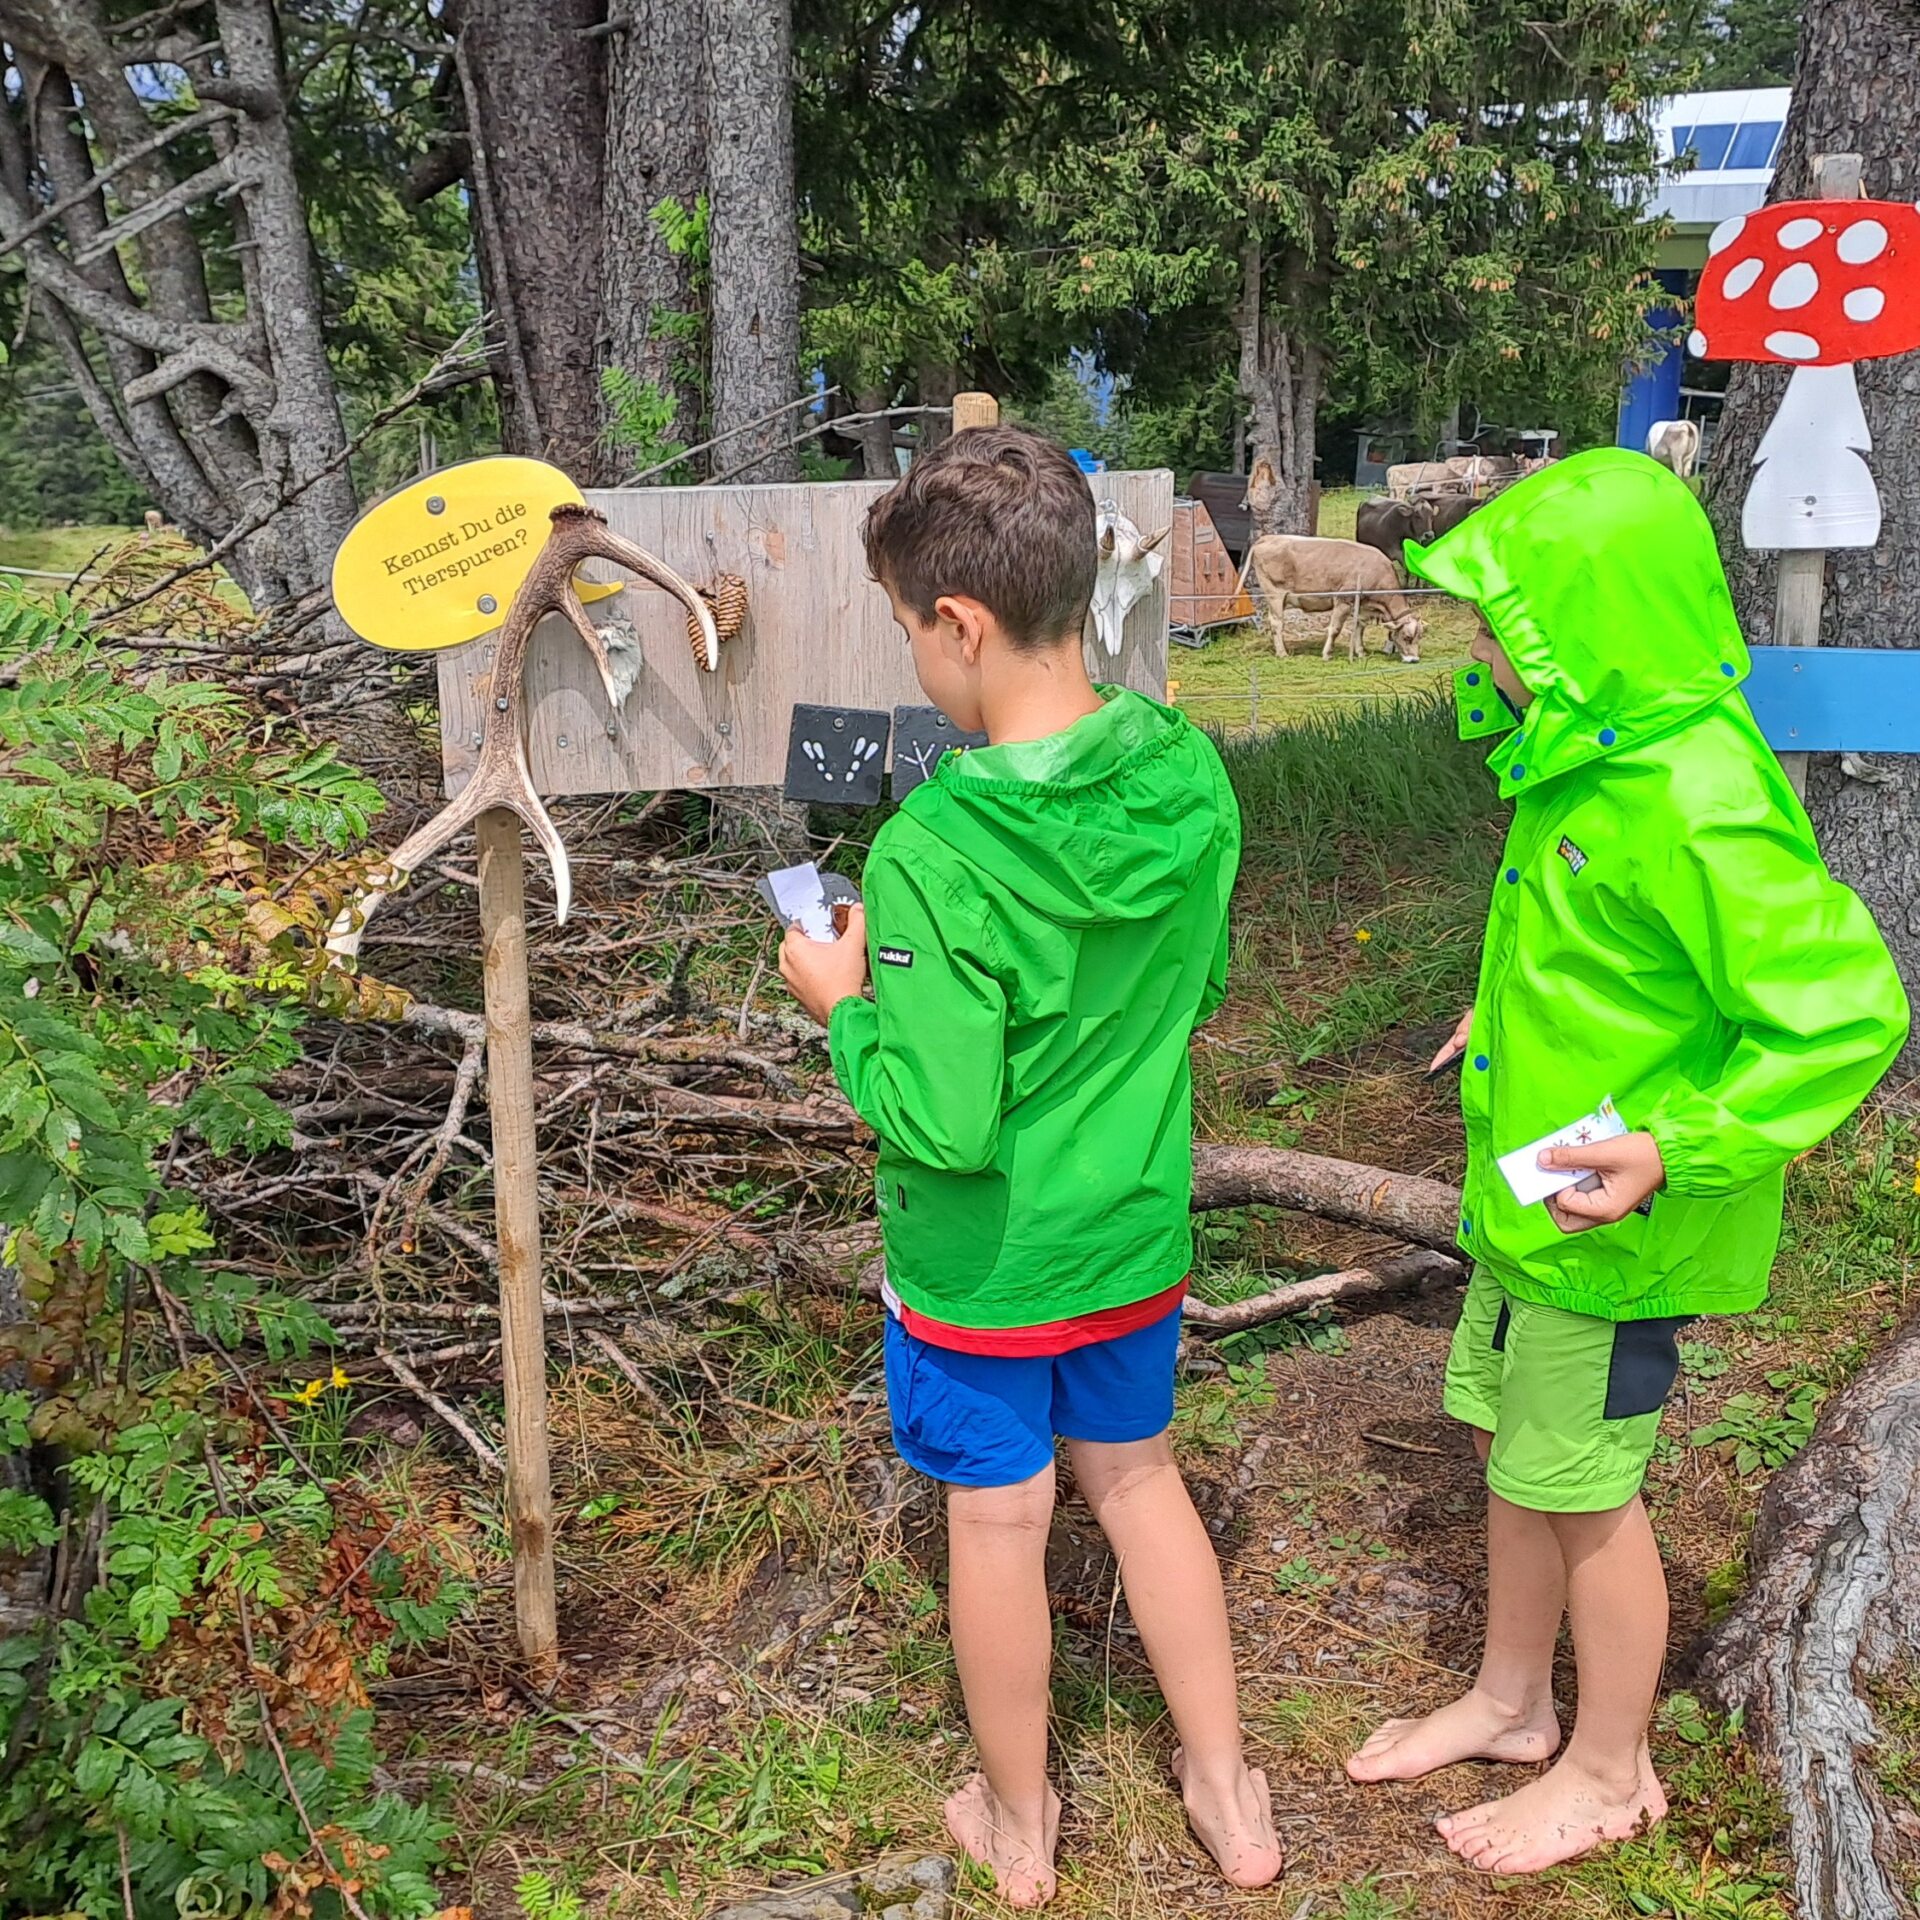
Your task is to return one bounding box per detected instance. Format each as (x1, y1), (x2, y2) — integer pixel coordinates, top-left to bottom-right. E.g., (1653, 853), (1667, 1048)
(0, 584), (459, 1918)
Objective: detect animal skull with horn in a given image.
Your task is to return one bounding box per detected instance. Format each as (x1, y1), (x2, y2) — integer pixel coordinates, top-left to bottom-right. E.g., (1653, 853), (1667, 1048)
(1089, 504), (1168, 658)
(328, 503), (719, 957)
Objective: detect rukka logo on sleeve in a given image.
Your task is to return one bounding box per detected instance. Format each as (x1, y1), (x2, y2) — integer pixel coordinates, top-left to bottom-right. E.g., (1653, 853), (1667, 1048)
(877, 945), (915, 968)
(1557, 836), (1590, 875)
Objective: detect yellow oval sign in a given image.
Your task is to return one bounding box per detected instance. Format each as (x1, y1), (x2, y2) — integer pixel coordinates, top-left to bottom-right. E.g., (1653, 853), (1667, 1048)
(330, 456), (620, 651)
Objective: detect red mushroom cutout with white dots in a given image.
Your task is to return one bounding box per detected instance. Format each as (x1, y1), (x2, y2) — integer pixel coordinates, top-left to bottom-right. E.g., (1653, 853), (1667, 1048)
(1691, 198), (1920, 551)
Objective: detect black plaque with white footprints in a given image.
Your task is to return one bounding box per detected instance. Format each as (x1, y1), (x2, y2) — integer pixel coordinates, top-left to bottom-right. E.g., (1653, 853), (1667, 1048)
(782, 704), (891, 806)
(890, 706), (988, 798)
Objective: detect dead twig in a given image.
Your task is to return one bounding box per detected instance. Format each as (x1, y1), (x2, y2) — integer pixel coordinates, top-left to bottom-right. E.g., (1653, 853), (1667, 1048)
(1181, 1249), (1466, 1334)
(380, 1352), (504, 1474)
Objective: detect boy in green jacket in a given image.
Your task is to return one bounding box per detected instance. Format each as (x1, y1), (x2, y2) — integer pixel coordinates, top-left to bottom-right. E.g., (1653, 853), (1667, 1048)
(779, 426), (1279, 1905)
(1346, 449), (1908, 1873)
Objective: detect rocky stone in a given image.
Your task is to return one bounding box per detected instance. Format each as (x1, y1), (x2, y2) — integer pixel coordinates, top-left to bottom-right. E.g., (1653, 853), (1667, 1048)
(710, 1853), (952, 1920)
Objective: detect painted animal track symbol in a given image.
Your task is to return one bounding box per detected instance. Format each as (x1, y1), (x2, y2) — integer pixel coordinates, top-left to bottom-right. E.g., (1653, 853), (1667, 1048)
(801, 734), (881, 785)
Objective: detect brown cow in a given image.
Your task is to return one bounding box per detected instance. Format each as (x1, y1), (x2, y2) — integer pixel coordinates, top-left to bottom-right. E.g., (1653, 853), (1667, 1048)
(1426, 491), (1485, 538)
(1354, 496), (1435, 578)
(1249, 535), (1424, 663)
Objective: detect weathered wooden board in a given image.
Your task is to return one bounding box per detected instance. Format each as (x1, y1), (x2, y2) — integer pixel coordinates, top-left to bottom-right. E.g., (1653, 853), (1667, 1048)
(436, 471), (1174, 798)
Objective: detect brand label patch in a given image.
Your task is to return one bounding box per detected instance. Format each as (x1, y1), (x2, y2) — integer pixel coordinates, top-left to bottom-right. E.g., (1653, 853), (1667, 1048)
(877, 945), (915, 968)
(1557, 836), (1590, 875)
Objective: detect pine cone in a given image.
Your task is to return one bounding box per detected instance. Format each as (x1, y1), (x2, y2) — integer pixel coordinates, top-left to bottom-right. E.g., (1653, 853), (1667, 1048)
(688, 573), (748, 671)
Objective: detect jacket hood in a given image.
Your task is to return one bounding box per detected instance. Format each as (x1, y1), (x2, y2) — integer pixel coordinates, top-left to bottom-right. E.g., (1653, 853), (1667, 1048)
(902, 686), (1223, 926)
(1408, 449), (1750, 800)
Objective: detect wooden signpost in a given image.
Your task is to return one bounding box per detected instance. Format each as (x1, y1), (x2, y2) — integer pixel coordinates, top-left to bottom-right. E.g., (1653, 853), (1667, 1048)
(1689, 152), (1920, 792)
(332, 436), (1173, 1675)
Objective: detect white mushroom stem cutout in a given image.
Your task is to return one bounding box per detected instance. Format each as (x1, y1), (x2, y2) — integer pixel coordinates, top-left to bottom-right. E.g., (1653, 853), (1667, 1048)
(1690, 199), (1920, 550)
(1090, 505), (1169, 657)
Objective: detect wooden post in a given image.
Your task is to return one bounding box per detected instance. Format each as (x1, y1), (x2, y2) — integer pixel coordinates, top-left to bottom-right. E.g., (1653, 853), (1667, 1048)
(476, 807), (558, 1682)
(1774, 152), (1863, 800)
(952, 390), (1000, 432)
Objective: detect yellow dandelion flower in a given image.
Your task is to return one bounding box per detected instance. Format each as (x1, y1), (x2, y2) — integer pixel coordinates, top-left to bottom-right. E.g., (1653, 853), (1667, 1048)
(1354, 928), (1373, 944)
(330, 1366), (351, 1390)
(292, 1379), (325, 1407)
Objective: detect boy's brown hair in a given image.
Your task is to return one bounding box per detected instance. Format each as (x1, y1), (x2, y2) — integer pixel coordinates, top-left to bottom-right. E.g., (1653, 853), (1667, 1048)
(863, 424), (1095, 650)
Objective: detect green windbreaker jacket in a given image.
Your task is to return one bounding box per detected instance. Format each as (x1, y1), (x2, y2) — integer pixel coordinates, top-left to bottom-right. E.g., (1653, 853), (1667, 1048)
(1409, 448), (1908, 1322)
(829, 687), (1240, 1329)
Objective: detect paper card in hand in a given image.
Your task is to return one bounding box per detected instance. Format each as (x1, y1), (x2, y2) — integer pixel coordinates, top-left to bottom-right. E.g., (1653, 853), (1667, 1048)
(757, 862), (861, 943)
(1497, 1096), (1628, 1207)
(783, 705), (891, 806)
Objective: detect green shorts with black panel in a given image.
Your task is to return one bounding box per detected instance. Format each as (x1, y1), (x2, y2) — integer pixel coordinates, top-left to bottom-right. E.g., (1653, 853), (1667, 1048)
(1443, 1265), (1691, 1513)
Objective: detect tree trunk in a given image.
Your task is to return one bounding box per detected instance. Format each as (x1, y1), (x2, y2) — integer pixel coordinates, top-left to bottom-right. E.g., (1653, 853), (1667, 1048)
(602, 0), (708, 462)
(211, 0), (359, 589)
(0, 0), (357, 604)
(702, 0), (802, 483)
(1233, 233), (1259, 477)
(1705, 0), (1920, 1089)
(1695, 1310), (1920, 1920)
(1241, 254), (1322, 538)
(853, 385), (896, 479)
(915, 361), (958, 454)
(452, 0), (612, 482)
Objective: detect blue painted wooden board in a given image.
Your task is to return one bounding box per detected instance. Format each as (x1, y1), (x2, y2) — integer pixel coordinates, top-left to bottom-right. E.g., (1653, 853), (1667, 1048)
(1744, 647), (1920, 754)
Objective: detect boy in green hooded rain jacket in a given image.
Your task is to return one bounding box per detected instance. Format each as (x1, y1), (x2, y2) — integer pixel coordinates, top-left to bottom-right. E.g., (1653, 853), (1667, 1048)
(1345, 449), (1907, 1874)
(779, 426), (1281, 1904)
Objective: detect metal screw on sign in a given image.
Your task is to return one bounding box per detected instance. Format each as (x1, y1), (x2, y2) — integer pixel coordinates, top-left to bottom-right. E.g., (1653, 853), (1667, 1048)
(495, 696), (509, 712)
(426, 495), (446, 515)
(605, 721), (618, 739)
(833, 716), (846, 731)
(478, 593), (498, 615)
(557, 736), (569, 750)
(716, 720), (732, 737)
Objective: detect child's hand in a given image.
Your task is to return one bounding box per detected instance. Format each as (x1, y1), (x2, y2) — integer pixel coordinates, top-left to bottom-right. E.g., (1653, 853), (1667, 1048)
(1430, 1006), (1474, 1072)
(779, 906), (869, 1025)
(1538, 1131), (1666, 1233)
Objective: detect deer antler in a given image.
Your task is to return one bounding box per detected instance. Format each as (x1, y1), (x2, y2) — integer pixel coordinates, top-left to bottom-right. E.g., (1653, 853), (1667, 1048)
(328, 503), (720, 958)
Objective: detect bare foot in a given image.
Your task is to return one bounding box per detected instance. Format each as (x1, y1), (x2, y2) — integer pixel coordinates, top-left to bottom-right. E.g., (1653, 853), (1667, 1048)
(1346, 1689), (1561, 1784)
(1436, 1750), (1667, 1874)
(1172, 1748), (1284, 1889)
(944, 1773), (1060, 1908)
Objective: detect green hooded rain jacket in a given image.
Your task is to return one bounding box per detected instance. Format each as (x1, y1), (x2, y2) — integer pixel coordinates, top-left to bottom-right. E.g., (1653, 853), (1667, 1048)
(830, 687), (1240, 1329)
(1409, 448), (1907, 1322)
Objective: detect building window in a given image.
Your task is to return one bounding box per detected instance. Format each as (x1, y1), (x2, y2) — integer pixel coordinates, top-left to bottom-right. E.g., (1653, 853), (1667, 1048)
(1727, 122), (1782, 169)
(1685, 123), (1739, 169)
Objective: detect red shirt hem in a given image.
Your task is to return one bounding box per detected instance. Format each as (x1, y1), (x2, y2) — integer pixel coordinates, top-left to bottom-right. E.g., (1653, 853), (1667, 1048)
(887, 1277), (1189, 1357)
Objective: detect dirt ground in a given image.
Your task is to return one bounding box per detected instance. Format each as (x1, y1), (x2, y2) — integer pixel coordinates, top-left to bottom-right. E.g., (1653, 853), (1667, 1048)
(378, 1016), (1913, 1919)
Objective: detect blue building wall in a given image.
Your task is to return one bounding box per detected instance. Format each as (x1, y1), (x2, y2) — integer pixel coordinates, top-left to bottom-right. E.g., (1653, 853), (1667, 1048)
(1616, 268), (1691, 452)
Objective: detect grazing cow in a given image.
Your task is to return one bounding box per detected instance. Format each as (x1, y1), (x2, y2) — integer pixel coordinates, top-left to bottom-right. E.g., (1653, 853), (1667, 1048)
(1249, 535), (1424, 663)
(1089, 505), (1168, 657)
(1354, 496), (1435, 577)
(1386, 460), (1456, 500)
(1425, 491), (1485, 538)
(1645, 419), (1702, 478)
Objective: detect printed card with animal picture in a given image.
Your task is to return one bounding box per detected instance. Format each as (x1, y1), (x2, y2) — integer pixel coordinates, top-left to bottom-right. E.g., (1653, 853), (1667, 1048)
(783, 704), (891, 807)
(890, 706), (988, 798)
